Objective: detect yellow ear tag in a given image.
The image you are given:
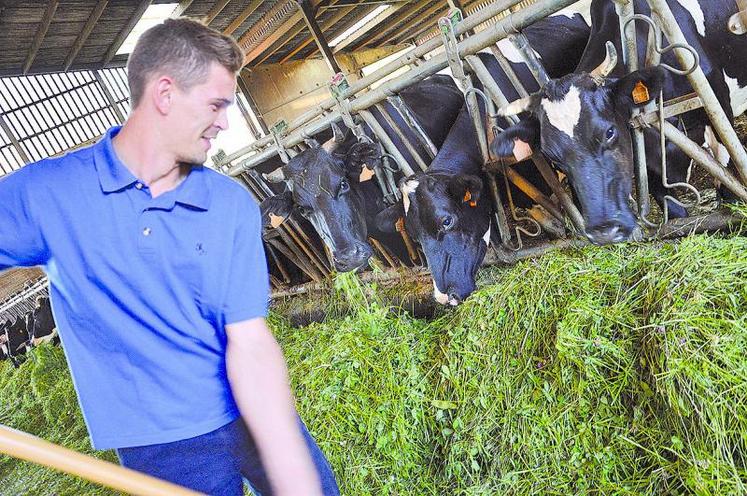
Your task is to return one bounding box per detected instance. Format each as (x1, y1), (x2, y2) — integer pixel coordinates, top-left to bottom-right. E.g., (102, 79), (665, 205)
(513, 139), (533, 161)
(269, 213), (285, 229)
(359, 165), (375, 182)
(632, 81), (650, 104)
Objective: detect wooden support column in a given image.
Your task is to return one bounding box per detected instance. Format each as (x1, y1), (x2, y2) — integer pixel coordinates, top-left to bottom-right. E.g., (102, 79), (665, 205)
(294, 0), (341, 73)
(94, 71), (126, 124)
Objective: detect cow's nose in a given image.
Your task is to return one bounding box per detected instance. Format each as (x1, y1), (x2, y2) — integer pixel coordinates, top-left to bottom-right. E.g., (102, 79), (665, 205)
(333, 243), (373, 272)
(447, 289), (463, 306)
(586, 221), (634, 245)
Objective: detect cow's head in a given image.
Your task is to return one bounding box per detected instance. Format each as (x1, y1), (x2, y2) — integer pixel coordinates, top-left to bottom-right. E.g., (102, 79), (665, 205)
(490, 43), (665, 245)
(376, 173), (491, 305)
(260, 125), (379, 272)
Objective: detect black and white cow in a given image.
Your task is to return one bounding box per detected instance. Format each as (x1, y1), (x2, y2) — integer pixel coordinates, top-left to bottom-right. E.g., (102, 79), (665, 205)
(1, 316), (30, 365)
(373, 3), (594, 305)
(491, 0), (747, 245)
(260, 74), (465, 272)
(31, 296), (57, 346)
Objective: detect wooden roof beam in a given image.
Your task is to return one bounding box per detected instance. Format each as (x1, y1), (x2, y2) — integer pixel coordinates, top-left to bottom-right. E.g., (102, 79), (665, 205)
(332, 3), (403, 53)
(280, 0), (348, 65)
(64, 0), (109, 72)
(352, 0), (430, 49)
(380, 1), (446, 46)
(102, 0), (153, 66)
(223, 0), (263, 35)
(240, 0), (324, 66)
(253, 21), (308, 66)
(23, 0), (59, 75)
(171, 0), (195, 17)
(204, 0), (233, 25)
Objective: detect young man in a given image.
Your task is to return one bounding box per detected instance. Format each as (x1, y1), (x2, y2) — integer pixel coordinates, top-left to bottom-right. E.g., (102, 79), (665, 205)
(0, 18), (339, 496)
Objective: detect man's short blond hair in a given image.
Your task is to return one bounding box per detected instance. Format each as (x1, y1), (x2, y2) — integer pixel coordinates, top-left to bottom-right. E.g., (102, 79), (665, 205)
(126, 17), (244, 108)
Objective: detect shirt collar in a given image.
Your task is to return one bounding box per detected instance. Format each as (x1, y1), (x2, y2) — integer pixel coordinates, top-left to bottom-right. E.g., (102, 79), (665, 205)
(94, 126), (137, 193)
(94, 126), (211, 211)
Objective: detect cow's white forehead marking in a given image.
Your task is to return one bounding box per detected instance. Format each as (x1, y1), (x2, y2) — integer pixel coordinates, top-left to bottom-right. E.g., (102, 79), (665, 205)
(541, 85), (581, 139)
(723, 69), (747, 118)
(482, 225), (491, 246)
(551, 0), (591, 27)
(401, 179), (419, 215)
(674, 0), (705, 37)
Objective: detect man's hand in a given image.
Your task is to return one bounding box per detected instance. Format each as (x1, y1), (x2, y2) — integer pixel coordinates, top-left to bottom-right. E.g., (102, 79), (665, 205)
(225, 318), (323, 495)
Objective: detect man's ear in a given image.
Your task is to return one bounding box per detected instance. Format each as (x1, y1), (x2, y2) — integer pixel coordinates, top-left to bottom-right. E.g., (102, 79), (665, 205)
(259, 191), (294, 230)
(448, 174), (484, 207)
(374, 203), (405, 233)
(490, 118), (540, 162)
(612, 66), (667, 111)
(153, 76), (176, 114)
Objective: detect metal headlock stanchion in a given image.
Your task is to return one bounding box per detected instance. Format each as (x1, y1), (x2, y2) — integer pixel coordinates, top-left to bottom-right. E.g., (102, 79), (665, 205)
(0, 425), (203, 496)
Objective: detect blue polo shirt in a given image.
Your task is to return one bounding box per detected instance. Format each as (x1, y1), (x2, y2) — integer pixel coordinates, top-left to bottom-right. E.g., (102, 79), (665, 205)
(0, 126), (270, 450)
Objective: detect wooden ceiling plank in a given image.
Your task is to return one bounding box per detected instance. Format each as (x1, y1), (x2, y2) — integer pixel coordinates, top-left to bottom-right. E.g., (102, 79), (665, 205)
(171, 0), (195, 18)
(102, 0), (153, 66)
(239, 0), (324, 66)
(23, 0), (60, 75)
(223, 0), (263, 35)
(280, 1), (353, 63)
(353, 0), (431, 49)
(381, 0), (445, 45)
(205, 0), (233, 25)
(64, 0), (109, 71)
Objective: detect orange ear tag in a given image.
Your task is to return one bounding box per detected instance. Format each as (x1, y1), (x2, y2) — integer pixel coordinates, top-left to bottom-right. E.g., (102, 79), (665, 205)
(632, 81), (650, 104)
(463, 190), (477, 207)
(269, 213), (285, 229)
(359, 165), (375, 182)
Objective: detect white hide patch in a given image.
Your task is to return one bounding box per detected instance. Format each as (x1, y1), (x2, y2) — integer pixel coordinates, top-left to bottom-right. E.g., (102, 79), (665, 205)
(433, 280), (458, 306)
(541, 85), (581, 139)
(550, 0), (592, 27)
(723, 69), (747, 118)
(482, 225), (491, 246)
(401, 179), (419, 215)
(703, 125), (730, 167)
(497, 38), (541, 64)
(674, 0), (706, 37)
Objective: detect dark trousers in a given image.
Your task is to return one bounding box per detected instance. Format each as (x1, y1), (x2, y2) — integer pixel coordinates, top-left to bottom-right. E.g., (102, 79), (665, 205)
(116, 417), (340, 496)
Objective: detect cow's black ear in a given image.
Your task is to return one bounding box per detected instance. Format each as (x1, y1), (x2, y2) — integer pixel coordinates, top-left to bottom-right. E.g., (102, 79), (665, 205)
(448, 174), (484, 207)
(344, 141), (380, 182)
(612, 66), (667, 110)
(374, 203), (405, 233)
(259, 191), (294, 230)
(490, 118), (540, 161)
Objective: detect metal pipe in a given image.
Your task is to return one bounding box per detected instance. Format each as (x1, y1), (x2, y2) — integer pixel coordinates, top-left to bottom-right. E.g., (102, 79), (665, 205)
(501, 166), (563, 220)
(359, 109), (415, 176)
(508, 32), (549, 85)
(653, 119), (747, 201)
(387, 95), (438, 159)
(220, 0), (529, 166)
(532, 155), (587, 232)
(373, 103), (429, 171)
(294, 0), (341, 73)
(647, 0), (747, 184)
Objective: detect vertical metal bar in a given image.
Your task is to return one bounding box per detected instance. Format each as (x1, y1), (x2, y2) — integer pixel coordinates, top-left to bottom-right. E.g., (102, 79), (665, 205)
(40, 75), (82, 145)
(0, 112), (30, 164)
(647, 0), (747, 183)
(48, 74), (89, 140)
(294, 0), (341, 74)
(508, 32), (549, 85)
(23, 76), (64, 153)
(359, 109), (416, 175)
(94, 71), (126, 123)
(387, 94), (438, 159)
(237, 76), (269, 136)
(373, 103), (429, 171)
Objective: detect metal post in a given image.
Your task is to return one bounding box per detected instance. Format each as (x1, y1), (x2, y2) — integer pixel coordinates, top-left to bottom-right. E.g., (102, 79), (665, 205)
(93, 71), (126, 124)
(237, 75), (270, 136)
(0, 112), (30, 164)
(646, 0), (747, 184)
(373, 103), (429, 171)
(358, 109), (415, 176)
(295, 0), (341, 74)
(387, 94), (438, 159)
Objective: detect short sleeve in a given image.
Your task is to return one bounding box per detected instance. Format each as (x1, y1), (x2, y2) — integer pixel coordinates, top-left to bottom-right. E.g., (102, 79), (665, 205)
(0, 164), (50, 271)
(222, 196), (270, 325)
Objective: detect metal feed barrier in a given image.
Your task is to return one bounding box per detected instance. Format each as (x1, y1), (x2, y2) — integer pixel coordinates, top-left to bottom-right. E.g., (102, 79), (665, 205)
(214, 0), (747, 286)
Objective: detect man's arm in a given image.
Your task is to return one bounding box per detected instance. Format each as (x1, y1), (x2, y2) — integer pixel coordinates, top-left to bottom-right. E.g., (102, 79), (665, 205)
(225, 317), (322, 496)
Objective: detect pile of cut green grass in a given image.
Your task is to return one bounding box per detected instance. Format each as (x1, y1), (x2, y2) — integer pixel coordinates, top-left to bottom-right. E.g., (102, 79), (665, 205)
(2, 232), (747, 495)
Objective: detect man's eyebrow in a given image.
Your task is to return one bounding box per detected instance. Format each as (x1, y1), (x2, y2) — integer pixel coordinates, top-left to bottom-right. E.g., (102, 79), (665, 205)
(212, 98), (234, 107)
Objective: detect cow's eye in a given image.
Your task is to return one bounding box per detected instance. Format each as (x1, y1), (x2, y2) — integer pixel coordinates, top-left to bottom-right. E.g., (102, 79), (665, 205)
(605, 126), (616, 142)
(297, 206), (312, 217)
(441, 216), (454, 230)
(339, 179), (349, 194)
